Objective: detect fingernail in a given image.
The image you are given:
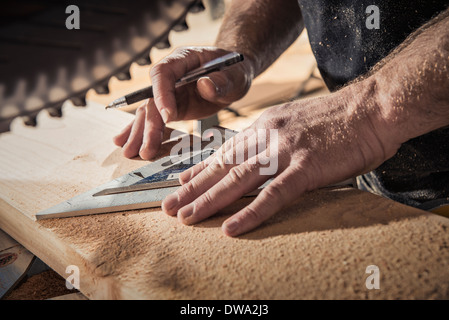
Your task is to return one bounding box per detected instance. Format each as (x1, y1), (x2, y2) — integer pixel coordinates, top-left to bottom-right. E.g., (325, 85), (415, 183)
(207, 77), (225, 97)
(179, 204), (194, 219)
(223, 219), (239, 235)
(162, 193), (179, 212)
(160, 109), (169, 123)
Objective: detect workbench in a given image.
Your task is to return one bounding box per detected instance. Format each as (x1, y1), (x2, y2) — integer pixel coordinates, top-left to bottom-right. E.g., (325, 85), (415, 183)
(0, 100), (448, 299)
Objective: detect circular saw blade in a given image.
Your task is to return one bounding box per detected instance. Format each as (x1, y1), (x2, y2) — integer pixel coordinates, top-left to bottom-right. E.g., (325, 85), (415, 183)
(0, 0), (205, 132)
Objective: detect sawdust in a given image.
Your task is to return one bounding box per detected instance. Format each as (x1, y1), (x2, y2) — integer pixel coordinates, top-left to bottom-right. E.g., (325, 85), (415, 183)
(38, 188), (449, 299)
(3, 270), (77, 300)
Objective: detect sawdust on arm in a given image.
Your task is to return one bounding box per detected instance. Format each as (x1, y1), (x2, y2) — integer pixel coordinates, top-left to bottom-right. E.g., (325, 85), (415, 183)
(361, 7), (449, 144)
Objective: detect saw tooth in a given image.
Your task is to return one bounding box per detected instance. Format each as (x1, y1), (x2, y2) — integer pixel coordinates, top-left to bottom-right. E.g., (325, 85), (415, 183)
(94, 83), (110, 95)
(155, 37), (171, 50)
(116, 70), (132, 81)
(189, 1), (205, 13)
(2, 1), (202, 125)
(22, 115), (37, 127)
(71, 95), (87, 107)
(173, 20), (189, 32)
(0, 119), (13, 133)
(47, 105), (63, 118)
(136, 55), (152, 66)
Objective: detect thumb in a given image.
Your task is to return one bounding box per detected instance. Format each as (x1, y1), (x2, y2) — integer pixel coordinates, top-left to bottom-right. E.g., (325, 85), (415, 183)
(197, 74), (228, 103)
(197, 69), (250, 105)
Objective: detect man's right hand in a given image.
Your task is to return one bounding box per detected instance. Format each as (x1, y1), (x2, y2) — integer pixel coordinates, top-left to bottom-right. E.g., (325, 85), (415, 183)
(113, 46), (253, 160)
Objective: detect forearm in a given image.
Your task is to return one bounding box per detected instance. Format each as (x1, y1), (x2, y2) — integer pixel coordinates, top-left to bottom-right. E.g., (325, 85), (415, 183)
(370, 8), (449, 145)
(215, 0), (304, 79)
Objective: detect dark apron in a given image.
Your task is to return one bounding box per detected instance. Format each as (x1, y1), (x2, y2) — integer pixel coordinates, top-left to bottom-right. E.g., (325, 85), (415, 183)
(298, 0), (449, 208)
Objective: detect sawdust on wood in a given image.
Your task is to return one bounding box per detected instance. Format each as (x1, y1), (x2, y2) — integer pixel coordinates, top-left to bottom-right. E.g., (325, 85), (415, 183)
(3, 270), (78, 300)
(38, 188), (449, 299)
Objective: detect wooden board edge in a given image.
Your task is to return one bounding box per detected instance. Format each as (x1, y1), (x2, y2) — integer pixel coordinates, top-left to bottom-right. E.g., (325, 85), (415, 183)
(35, 200), (163, 220)
(0, 199), (124, 299)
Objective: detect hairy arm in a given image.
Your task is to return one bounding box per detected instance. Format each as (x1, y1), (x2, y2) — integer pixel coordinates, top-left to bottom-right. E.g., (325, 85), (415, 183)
(215, 0), (304, 79)
(370, 7), (449, 145)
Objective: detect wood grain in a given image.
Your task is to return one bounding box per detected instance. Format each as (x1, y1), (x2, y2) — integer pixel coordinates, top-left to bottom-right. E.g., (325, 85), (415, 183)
(0, 101), (448, 299)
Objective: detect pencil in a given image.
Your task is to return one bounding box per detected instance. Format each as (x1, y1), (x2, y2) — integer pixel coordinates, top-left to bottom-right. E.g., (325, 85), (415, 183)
(106, 52), (244, 109)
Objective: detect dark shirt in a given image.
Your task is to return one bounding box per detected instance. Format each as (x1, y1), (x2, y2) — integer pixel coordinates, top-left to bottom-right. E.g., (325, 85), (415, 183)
(298, 0), (449, 208)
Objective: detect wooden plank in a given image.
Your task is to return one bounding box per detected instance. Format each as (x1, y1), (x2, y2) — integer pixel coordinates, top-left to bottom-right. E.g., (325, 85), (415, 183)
(0, 101), (448, 299)
(0, 229), (35, 298)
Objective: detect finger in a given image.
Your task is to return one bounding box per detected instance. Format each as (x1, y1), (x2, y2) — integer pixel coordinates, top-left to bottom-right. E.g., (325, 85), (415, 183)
(121, 105), (146, 158)
(177, 159), (270, 226)
(162, 157), (233, 216)
(150, 48), (204, 122)
(179, 129), (255, 184)
(178, 148), (219, 184)
(165, 131), (261, 215)
(196, 77), (219, 102)
(139, 100), (165, 160)
(197, 68), (250, 105)
(222, 167), (308, 237)
(113, 120), (134, 147)
(178, 137), (234, 185)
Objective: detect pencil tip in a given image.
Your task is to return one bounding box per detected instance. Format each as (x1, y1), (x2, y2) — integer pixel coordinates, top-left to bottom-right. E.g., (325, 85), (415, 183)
(106, 97), (127, 109)
(105, 102), (117, 109)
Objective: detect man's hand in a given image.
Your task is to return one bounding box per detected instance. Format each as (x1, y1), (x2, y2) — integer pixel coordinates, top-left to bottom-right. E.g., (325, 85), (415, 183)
(113, 0), (303, 160)
(161, 7), (449, 237)
(113, 46), (252, 160)
(161, 78), (402, 236)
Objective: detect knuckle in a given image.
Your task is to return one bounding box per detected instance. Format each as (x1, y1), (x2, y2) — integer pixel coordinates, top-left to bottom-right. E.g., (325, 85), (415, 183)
(201, 191), (215, 208)
(179, 168), (193, 184)
(263, 183), (285, 202)
(136, 105), (146, 115)
(265, 115), (287, 130)
(228, 166), (246, 185)
(173, 46), (191, 57)
(149, 63), (167, 79)
(258, 108), (289, 130)
(150, 48), (192, 78)
(207, 158), (227, 174)
(172, 46), (185, 55)
(195, 161), (208, 174)
(180, 180), (197, 197)
(243, 206), (262, 222)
